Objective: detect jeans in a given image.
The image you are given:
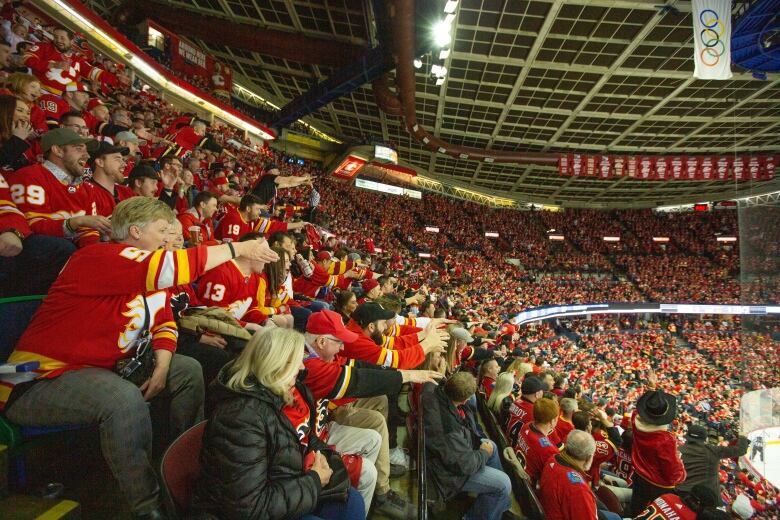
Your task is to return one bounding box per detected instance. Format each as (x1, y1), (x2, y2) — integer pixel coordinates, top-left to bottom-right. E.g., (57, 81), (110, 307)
(0, 234), (76, 296)
(300, 487), (366, 520)
(5, 356), (204, 514)
(460, 440), (512, 520)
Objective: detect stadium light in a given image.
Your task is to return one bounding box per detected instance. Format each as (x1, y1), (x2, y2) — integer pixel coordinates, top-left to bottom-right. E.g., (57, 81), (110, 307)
(485, 232), (499, 238)
(603, 236), (620, 242)
(444, 0), (458, 14)
(716, 236), (737, 242)
(418, 252), (432, 258)
(548, 234), (565, 241)
(431, 65), (448, 77)
(433, 20), (452, 47)
(439, 48), (450, 60)
(652, 237), (670, 242)
(425, 226), (440, 233)
(413, 58), (423, 69)
(435, 77), (445, 86)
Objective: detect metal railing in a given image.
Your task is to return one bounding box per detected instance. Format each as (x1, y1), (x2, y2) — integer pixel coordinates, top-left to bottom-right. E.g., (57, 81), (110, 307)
(416, 386), (428, 520)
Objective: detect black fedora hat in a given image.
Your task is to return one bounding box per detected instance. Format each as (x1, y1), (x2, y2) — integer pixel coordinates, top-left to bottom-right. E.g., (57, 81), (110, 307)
(636, 390), (677, 426)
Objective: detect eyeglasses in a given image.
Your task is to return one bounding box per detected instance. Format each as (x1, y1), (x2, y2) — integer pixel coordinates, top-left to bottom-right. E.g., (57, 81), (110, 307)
(323, 336), (344, 346)
(62, 123), (89, 132)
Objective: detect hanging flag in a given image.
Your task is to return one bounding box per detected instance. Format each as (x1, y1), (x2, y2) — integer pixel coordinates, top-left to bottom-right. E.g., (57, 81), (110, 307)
(692, 0), (732, 80)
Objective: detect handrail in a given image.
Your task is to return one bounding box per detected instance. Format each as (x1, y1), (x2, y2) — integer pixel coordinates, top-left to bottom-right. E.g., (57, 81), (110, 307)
(417, 385), (427, 520)
(0, 295), (46, 304)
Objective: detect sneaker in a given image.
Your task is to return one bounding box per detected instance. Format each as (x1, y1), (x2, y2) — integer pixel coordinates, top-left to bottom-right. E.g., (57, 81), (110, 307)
(390, 462), (407, 477)
(389, 446), (410, 467)
(373, 489), (417, 520)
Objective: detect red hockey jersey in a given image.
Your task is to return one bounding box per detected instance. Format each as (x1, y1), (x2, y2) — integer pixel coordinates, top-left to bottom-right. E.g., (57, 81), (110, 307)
(37, 93), (69, 129)
(635, 493), (696, 520)
(515, 422), (560, 484)
(253, 216), (288, 237)
(539, 456), (598, 520)
(7, 163), (100, 246)
(215, 205), (254, 242)
(85, 179), (135, 216)
(0, 172), (30, 236)
(1, 243), (209, 408)
(292, 261), (351, 299)
(178, 207), (217, 245)
(24, 42), (103, 95)
(506, 396), (536, 442)
(196, 260), (268, 324)
(342, 319), (425, 369)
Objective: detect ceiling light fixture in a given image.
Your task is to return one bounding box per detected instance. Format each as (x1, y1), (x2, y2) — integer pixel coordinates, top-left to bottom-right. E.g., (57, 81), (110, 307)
(413, 58), (422, 68)
(444, 0), (458, 14)
(433, 20), (452, 47)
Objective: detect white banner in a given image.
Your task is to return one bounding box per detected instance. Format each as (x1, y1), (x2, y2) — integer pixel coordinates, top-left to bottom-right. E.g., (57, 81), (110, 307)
(692, 0), (732, 80)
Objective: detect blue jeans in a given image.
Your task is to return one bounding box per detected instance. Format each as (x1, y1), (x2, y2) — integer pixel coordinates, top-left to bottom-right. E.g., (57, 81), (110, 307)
(461, 440), (511, 520)
(301, 487), (366, 520)
(598, 510), (621, 520)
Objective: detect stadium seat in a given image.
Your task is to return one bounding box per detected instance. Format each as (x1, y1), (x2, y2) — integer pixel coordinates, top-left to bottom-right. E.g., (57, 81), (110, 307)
(596, 484), (623, 516)
(160, 420), (207, 517)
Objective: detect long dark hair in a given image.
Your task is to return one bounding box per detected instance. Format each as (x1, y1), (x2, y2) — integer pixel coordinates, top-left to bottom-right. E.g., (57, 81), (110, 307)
(263, 246), (288, 295)
(334, 290), (356, 316)
(0, 94), (17, 142)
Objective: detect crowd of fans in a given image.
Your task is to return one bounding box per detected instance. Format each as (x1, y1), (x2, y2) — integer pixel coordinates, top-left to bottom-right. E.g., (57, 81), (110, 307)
(0, 3), (777, 520)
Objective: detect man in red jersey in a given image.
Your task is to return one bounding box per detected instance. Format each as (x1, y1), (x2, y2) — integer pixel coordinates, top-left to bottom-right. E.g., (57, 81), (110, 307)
(85, 141), (133, 216)
(514, 397), (560, 484)
(539, 429), (599, 520)
(635, 485), (721, 520)
(303, 310), (441, 517)
(216, 193), (263, 242)
(0, 171), (29, 258)
(178, 191), (219, 245)
(343, 302), (447, 369)
(505, 375), (544, 441)
(0, 196), (278, 519)
(7, 128), (110, 247)
(24, 27), (106, 96)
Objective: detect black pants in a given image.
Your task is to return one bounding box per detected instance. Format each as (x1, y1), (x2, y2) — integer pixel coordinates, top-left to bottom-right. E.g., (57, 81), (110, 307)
(176, 332), (233, 387)
(751, 445), (764, 462)
(631, 473), (669, 516)
(0, 235), (76, 296)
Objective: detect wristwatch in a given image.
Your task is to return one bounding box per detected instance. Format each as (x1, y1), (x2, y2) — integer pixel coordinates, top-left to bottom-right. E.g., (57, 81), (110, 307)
(0, 228), (26, 241)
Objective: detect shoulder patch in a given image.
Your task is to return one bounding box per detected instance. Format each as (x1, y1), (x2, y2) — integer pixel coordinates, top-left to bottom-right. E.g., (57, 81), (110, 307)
(567, 471), (584, 484)
(539, 437), (552, 448)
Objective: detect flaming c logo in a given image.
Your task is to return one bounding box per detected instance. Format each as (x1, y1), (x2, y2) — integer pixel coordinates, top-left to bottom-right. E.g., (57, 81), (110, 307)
(118, 291), (167, 352)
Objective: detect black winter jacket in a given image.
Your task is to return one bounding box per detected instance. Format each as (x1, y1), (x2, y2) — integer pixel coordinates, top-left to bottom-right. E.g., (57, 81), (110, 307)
(677, 436), (750, 497)
(192, 364), (330, 520)
(422, 382), (488, 502)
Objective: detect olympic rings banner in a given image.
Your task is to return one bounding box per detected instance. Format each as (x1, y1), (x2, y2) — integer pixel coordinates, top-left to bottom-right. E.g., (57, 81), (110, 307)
(558, 154), (778, 181)
(692, 0), (733, 80)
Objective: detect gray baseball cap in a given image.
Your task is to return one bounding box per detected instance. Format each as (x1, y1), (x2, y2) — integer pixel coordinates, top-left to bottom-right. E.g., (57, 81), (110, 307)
(114, 130), (147, 146)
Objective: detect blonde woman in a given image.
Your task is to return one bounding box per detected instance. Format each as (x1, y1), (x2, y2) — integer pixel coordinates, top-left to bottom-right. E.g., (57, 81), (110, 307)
(487, 372), (516, 427)
(3, 73), (45, 134)
(193, 328), (365, 520)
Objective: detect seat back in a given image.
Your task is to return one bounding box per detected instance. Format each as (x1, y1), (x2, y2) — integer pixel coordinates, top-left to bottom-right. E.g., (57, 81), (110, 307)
(160, 420), (207, 516)
(596, 484), (623, 516)
(0, 296), (44, 363)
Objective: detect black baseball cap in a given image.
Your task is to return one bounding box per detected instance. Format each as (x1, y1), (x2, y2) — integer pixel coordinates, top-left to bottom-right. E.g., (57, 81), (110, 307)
(89, 141), (129, 161)
(128, 163), (159, 182)
(352, 302), (395, 328)
(521, 376), (544, 395)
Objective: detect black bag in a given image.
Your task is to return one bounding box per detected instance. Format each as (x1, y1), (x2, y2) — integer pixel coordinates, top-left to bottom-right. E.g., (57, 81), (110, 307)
(114, 296), (155, 386)
(317, 450), (350, 504)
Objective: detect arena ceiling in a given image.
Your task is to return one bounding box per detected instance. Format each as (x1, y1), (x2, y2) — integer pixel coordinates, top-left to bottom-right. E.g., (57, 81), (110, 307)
(86, 0), (780, 208)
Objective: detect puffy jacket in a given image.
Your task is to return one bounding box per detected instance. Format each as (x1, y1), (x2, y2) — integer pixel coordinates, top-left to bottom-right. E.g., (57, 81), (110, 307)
(422, 382), (488, 502)
(677, 436), (749, 497)
(192, 364), (330, 519)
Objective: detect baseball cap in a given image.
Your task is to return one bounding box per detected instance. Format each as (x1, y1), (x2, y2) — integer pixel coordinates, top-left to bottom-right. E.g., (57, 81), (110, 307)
(89, 141), (129, 161)
(128, 163), (159, 182)
(115, 130), (147, 146)
(685, 424), (708, 441)
(316, 250), (332, 261)
(306, 310), (359, 343)
(86, 98), (105, 111)
(361, 278), (379, 293)
(521, 376), (544, 395)
(41, 128), (95, 153)
(450, 327), (473, 344)
(352, 302), (395, 328)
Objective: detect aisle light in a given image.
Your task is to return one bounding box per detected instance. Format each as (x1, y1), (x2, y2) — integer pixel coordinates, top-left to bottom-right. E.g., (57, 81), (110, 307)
(652, 237), (670, 242)
(603, 236), (620, 242)
(548, 235), (565, 241)
(716, 236), (737, 242)
(418, 253), (432, 258)
(374, 247), (383, 253)
(425, 226), (440, 233)
(485, 232), (499, 238)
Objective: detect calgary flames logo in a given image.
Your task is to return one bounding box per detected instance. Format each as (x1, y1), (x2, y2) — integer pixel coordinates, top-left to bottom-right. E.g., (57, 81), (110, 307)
(227, 298), (252, 320)
(118, 291), (168, 352)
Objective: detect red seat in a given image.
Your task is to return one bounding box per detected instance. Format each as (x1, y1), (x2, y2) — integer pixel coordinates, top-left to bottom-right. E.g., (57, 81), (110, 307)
(160, 420), (207, 517)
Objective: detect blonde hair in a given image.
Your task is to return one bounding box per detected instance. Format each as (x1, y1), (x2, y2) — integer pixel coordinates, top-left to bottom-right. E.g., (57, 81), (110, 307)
(4, 73), (40, 97)
(488, 372), (515, 415)
(111, 197), (175, 241)
(445, 329), (465, 373)
(226, 328), (304, 404)
(505, 359), (533, 380)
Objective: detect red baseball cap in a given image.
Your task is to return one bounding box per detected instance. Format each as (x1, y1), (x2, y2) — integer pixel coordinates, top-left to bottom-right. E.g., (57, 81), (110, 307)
(212, 176), (229, 186)
(306, 310), (358, 342)
(315, 250), (332, 261)
(361, 278), (379, 293)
